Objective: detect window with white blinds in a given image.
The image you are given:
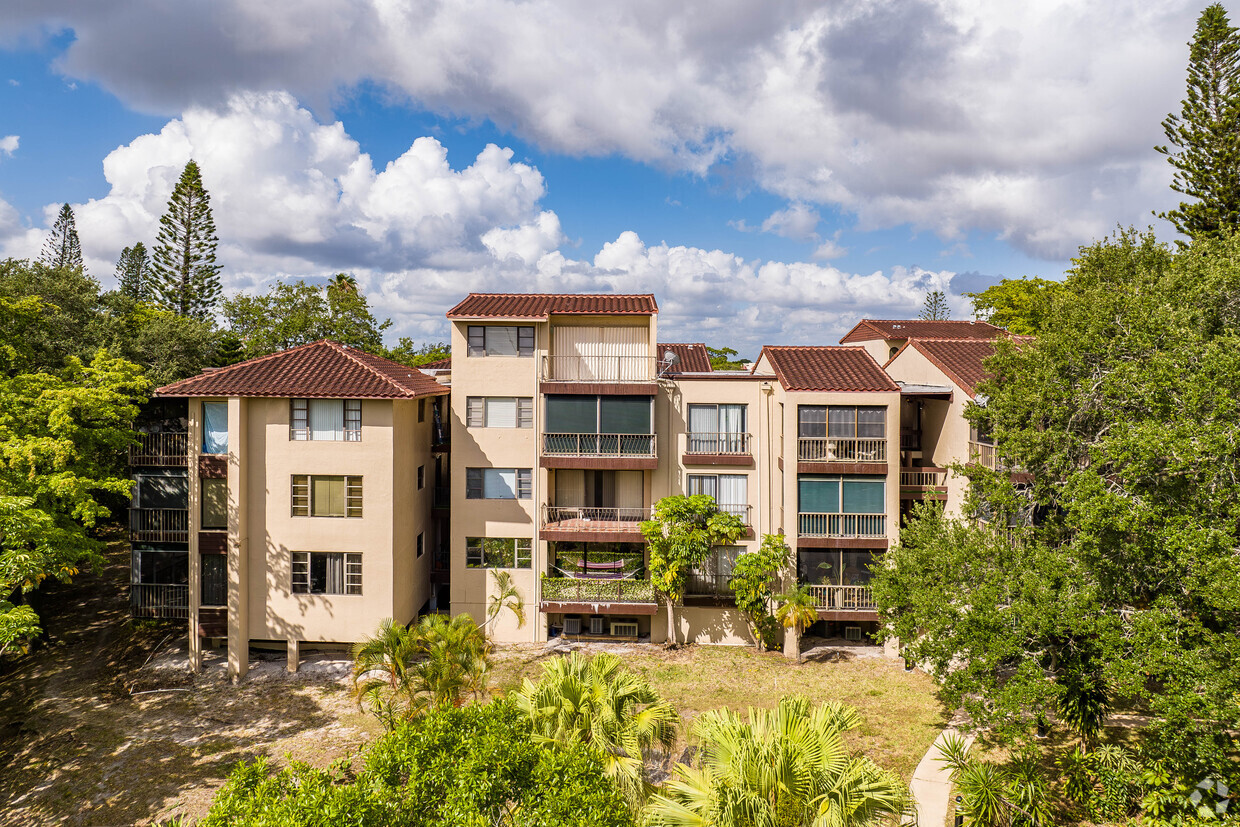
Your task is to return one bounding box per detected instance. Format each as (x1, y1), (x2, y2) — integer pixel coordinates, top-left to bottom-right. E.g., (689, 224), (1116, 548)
(467, 325), (535, 357)
(466, 468), (533, 499)
(688, 474), (748, 517)
(466, 397), (533, 428)
(291, 399), (362, 441)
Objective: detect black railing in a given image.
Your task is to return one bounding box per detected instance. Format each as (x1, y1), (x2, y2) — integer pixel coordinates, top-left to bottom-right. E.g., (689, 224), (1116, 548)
(131, 583), (189, 619)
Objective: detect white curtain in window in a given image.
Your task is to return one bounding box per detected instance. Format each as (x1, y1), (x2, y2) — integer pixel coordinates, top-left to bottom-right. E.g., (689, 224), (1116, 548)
(718, 475), (747, 509)
(719, 405), (745, 434)
(688, 405), (718, 434)
(325, 553), (344, 593)
(688, 474), (718, 499)
(486, 326), (519, 356)
(484, 468), (517, 498)
(486, 397), (517, 428)
(202, 402), (228, 454)
(615, 471), (644, 510)
(310, 400), (343, 440)
(555, 470), (586, 507)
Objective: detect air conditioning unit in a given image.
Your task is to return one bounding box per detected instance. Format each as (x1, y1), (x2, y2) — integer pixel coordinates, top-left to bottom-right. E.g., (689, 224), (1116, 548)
(844, 626), (863, 642)
(563, 616), (581, 635)
(589, 615), (605, 635)
(610, 621), (639, 637)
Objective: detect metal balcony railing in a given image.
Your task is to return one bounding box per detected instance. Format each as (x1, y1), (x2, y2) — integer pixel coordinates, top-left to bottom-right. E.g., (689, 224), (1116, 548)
(130, 508), (189, 543)
(685, 432), (751, 455)
(685, 572), (734, 598)
(542, 355), (656, 382)
(542, 504), (651, 529)
(900, 469), (947, 487)
(797, 512), (886, 539)
(797, 437), (887, 462)
(129, 432), (189, 467)
(804, 584), (876, 612)
(716, 503), (752, 524)
(542, 433), (656, 457)
(540, 575), (656, 604)
(130, 583), (189, 619)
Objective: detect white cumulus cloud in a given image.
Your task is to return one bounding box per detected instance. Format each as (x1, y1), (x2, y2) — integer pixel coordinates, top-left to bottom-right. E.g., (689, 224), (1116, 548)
(0, 135), (18, 157)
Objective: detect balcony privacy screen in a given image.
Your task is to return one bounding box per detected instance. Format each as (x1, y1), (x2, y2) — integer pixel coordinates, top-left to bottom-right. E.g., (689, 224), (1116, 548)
(136, 471), (189, 509)
(545, 395), (651, 434)
(546, 396), (598, 433)
(798, 475), (885, 513)
(202, 402), (228, 454)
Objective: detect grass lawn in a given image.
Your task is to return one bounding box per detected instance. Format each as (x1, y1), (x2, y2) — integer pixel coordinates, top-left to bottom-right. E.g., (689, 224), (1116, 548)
(492, 641), (949, 781)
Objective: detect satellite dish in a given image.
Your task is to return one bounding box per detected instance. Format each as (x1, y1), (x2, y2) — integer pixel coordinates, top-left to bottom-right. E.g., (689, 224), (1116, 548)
(663, 350), (680, 365)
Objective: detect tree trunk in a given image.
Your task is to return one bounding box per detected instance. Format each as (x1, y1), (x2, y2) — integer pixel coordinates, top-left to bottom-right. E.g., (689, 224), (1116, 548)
(665, 599), (677, 647)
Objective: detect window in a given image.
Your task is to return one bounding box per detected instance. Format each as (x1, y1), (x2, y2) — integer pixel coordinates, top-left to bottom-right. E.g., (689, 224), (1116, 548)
(467, 325), (535, 357)
(798, 550), (878, 586)
(687, 545), (741, 596)
(687, 404), (747, 453)
(291, 551), (362, 595)
(687, 474), (749, 520)
(418, 398), (426, 422)
(201, 478), (227, 530)
(202, 402), (228, 454)
(290, 399), (362, 441)
(292, 475), (363, 517)
(466, 397), (534, 428)
(466, 468), (532, 499)
(544, 395), (653, 455)
(465, 537), (533, 568)
(797, 475), (886, 513)
(417, 532), (425, 558)
(417, 465), (425, 489)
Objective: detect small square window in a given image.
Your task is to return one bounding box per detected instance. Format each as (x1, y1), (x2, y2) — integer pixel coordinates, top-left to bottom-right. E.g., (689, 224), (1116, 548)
(417, 465), (425, 490)
(417, 532), (424, 558)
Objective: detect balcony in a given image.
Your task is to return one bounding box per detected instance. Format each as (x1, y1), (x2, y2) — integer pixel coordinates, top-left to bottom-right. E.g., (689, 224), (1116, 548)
(969, 441), (999, 470)
(540, 575), (658, 615)
(542, 355), (656, 383)
(900, 468), (948, 501)
(542, 433), (656, 457)
(541, 504), (650, 542)
(798, 437), (887, 464)
(130, 583), (189, 620)
(130, 508), (189, 543)
(432, 546), (450, 572)
(805, 584), (876, 614)
(129, 432), (188, 467)
(798, 512), (886, 539)
(683, 432), (753, 466)
(717, 503), (752, 525)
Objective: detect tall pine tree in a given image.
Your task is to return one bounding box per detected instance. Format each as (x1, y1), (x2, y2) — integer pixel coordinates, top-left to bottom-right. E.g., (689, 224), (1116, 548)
(150, 160), (222, 319)
(1156, 4), (1240, 242)
(114, 242), (150, 300)
(40, 203), (85, 272)
(921, 289), (950, 320)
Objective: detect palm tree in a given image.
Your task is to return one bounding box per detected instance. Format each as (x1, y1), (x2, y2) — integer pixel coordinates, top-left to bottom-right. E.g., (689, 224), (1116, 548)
(327, 272), (358, 295)
(645, 697), (909, 827)
(351, 614), (489, 726)
(775, 585), (819, 663)
(485, 569), (525, 634)
(514, 651), (678, 807)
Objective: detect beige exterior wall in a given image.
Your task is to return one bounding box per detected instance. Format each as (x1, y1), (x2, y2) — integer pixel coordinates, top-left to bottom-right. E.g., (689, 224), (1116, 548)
(189, 393), (438, 679)
(884, 346), (973, 517)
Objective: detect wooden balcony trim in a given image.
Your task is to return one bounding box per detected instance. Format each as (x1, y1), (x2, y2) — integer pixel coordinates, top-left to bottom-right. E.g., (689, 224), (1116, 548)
(539, 381), (658, 396)
(797, 462), (888, 475)
(900, 488), (949, 501)
(540, 527), (648, 542)
(681, 453), (753, 467)
(539, 601), (658, 615)
(541, 456), (659, 470)
(797, 537), (889, 549)
(816, 609), (880, 621)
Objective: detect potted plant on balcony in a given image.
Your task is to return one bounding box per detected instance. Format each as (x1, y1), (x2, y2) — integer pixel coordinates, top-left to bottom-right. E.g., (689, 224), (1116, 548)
(641, 495), (745, 648)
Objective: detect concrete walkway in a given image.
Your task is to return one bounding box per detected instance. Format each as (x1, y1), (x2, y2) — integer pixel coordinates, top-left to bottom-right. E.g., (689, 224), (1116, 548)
(905, 728), (973, 827)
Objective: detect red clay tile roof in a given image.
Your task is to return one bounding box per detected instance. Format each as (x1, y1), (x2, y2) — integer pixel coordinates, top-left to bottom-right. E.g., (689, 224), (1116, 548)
(657, 343), (712, 373)
(418, 357), (451, 371)
(839, 318), (1002, 344)
(153, 340), (450, 399)
(446, 293), (658, 319)
(888, 337), (1000, 398)
(757, 346), (899, 392)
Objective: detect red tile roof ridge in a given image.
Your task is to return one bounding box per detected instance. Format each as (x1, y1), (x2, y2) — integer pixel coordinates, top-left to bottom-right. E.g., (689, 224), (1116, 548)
(756, 345), (899, 392)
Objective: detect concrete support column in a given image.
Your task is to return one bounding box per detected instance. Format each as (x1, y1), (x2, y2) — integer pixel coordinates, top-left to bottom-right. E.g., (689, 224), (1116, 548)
(286, 638), (300, 673)
(226, 397), (250, 683)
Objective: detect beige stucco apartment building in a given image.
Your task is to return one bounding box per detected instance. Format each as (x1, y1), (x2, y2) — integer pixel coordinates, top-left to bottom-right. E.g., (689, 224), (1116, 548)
(128, 294), (1008, 677)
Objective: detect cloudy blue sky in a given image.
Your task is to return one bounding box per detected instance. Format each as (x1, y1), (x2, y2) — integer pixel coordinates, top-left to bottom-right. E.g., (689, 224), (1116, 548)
(0, 2), (1205, 354)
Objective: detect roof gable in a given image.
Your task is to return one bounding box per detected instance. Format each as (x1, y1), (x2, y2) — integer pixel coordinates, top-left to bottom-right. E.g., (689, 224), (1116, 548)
(446, 293), (658, 319)
(888, 337), (1000, 398)
(758, 346), (899, 392)
(154, 340), (450, 399)
(839, 318), (1002, 344)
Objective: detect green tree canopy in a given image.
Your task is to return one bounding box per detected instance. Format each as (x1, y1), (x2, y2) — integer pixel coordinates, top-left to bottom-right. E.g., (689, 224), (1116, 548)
(964, 276), (1062, 335)
(151, 159), (222, 319)
(0, 259), (109, 371)
(874, 229), (1240, 782)
(1157, 3), (1240, 242)
(641, 495), (746, 646)
(729, 533), (786, 652)
(40, 203), (84, 273)
(920, 289), (950, 320)
(197, 701), (636, 827)
(385, 338), (450, 367)
(705, 346), (749, 370)
(223, 277), (392, 358)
